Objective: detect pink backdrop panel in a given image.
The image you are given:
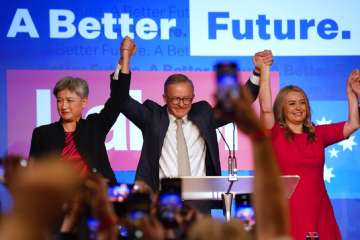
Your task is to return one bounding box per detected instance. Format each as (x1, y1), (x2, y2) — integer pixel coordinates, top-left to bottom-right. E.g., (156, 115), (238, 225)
(7, 70), (279, 171)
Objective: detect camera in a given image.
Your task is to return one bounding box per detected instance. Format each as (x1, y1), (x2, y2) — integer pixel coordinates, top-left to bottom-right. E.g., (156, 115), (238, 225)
(215, 62), (240, 112)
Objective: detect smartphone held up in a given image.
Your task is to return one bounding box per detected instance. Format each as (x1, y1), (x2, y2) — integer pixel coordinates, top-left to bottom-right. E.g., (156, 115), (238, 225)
(234, 193), (255, 231)
(215, 62), (240, 112)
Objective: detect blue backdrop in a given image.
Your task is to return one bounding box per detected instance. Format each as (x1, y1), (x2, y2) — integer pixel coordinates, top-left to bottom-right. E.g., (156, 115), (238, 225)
(1, 0), (360, 238)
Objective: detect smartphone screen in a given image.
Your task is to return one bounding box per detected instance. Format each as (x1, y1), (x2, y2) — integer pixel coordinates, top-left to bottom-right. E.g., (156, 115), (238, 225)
(87, 216), (99, 240)
(108, 183), (133, 202)
(126, 192), (151, 221)
(215, 62), (239, 111)
(234, 193), (255, 231)
(216, 62), (238, 88)
(158, 178), (183, 228)
(107, 183), (133, 219)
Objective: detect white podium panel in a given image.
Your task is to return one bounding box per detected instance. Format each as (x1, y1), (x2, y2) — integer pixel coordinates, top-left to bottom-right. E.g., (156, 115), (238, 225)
(181, 175), (300, 200)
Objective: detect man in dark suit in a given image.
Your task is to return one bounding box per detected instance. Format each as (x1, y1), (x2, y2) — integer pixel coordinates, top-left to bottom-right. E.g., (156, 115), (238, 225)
(115, 37), (270, 191)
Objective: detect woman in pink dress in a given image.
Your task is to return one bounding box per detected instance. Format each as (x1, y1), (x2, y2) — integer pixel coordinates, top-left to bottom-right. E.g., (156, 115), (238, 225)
(255, 51), (360, 240)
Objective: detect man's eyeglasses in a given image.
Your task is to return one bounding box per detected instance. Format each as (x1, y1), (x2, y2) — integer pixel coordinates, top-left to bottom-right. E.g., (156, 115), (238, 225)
(167, 96), (193, 105)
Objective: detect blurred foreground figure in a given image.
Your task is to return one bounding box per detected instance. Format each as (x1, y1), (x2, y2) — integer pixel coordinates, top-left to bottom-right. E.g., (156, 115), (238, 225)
(0, 159), (80, 240)
(0, 155), (27, 214)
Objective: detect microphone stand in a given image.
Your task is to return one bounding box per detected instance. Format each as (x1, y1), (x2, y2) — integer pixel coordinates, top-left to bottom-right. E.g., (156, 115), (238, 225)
(218, 125), (239, 221)
(222, 155), (238, 221)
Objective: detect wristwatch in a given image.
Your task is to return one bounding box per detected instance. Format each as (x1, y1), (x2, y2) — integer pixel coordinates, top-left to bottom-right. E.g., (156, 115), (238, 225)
(253, 70), (261, 77)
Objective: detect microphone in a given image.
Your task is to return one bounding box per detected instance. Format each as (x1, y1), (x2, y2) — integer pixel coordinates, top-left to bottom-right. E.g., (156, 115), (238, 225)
(217, 122), (238, 183)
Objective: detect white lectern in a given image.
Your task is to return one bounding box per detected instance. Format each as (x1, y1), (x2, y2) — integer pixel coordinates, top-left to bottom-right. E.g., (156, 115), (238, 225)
(181, 175), (299, 200)
(180, 175), (300, 220)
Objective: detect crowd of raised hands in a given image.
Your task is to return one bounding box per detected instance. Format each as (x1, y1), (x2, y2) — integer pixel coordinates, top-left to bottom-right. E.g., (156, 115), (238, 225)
(0, 155), (247, 240)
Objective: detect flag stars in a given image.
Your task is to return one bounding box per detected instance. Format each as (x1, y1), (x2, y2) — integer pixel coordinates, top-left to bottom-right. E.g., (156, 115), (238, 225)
(316, 116), (332, 125)
(338, 136), (357, 151)
(324, 164), (335, 183)
(328, 148), (339, 158)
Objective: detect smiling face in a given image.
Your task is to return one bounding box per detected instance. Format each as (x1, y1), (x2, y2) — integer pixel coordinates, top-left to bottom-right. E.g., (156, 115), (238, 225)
(283, 90), (308, 126)
(56, 89), (87, 123)
(163, 82), (194, 119)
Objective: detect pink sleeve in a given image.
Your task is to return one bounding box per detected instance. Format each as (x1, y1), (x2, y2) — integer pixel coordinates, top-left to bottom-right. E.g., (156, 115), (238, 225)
(316, 121), (346, 147)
